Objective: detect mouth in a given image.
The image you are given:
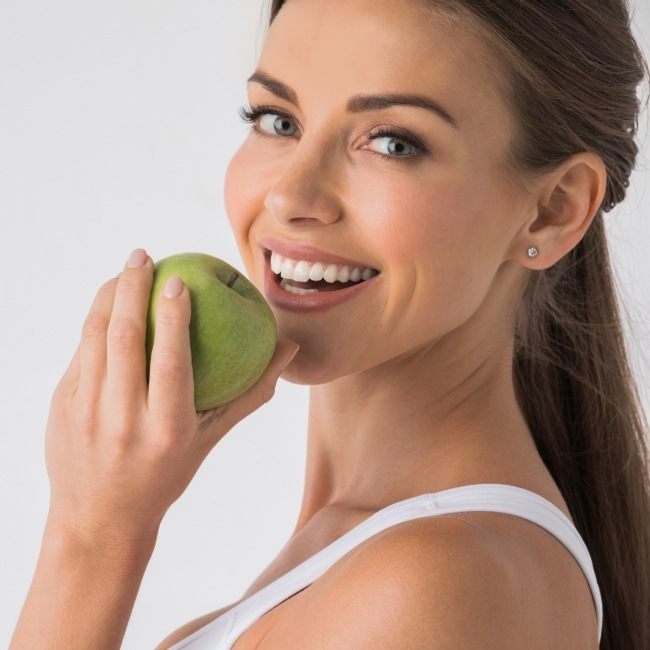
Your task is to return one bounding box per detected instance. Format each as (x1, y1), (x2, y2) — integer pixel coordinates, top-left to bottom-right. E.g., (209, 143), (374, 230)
(262, 247), (381, 292)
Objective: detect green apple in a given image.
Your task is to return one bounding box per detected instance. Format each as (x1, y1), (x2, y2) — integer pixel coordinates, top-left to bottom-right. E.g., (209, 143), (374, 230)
(145, 252), (278, 411)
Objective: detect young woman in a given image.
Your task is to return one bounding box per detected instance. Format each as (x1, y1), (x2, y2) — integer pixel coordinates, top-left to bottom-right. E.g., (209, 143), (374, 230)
(11, 0), (650, 648)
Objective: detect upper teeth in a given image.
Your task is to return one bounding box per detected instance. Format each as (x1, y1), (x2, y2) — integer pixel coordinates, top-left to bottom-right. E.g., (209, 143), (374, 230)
(270, 250), (379, 283)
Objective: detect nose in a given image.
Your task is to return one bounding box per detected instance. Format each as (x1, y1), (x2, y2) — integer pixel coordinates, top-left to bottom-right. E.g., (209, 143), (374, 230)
(264, 142), (343, 228)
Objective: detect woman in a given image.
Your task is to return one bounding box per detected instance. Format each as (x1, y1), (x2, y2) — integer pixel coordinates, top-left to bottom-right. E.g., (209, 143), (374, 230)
(11, 0), (650, 648)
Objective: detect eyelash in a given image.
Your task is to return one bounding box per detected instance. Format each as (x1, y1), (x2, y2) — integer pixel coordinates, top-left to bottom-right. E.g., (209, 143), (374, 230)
(238, 103), (429, 162)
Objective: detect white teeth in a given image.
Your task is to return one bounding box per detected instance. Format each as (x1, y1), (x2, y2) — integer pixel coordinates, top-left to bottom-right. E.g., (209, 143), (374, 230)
(270, 253), (284, 275)
(280, 258), (295, 280)
(308, 262), (325, 281)
(280, 279), (319, 294)
(323, 264), (339, 283)
(293, 261), (311, 282)
(270, 250), (378, 283)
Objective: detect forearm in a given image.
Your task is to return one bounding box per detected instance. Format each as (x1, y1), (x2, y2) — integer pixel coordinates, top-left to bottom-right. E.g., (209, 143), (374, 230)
(10, 516), (159, 650)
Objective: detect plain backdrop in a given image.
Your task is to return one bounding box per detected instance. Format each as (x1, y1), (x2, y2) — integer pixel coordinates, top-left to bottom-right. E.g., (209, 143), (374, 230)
(1, 1), (649, 647)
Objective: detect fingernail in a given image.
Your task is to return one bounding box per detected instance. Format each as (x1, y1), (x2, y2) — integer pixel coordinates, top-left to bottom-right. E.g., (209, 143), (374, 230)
(127, 248), (148, 268)
(164, 276), (183, 298)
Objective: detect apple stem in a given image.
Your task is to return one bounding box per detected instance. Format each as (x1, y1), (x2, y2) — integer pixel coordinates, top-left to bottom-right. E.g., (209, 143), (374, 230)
(227, 272), (239, 289)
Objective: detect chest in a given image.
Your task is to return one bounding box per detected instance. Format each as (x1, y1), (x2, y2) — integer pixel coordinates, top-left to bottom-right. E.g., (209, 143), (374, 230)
(230, 510), (599, 649)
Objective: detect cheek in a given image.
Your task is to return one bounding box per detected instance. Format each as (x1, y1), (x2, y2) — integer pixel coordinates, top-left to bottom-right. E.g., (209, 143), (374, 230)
(223, 143), (271, 282)
(224, 143), (259, 233)
(348, 168), (467, 267)
(352, 172), (499, 340)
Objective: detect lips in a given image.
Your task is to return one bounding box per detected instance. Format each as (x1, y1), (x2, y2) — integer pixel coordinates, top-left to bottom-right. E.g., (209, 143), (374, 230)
(259, 236), (380, 271)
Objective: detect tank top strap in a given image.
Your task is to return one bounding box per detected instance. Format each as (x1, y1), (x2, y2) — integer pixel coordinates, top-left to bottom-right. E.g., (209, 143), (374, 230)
(169, 483), (603, 648)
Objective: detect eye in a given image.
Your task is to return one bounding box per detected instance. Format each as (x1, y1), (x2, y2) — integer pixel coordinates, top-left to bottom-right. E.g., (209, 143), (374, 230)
(239, 104), (299, 138)
(365, 127), (425, 160)
(259, 112), (299, 137)
(238, 104), (429, 162)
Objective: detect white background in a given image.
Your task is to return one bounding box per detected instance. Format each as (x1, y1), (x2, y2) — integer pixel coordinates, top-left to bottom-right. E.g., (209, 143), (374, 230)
(1, 1), (648, 647)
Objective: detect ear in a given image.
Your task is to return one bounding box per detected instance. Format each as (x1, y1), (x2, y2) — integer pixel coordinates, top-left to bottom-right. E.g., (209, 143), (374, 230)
(507, 151), (607, 269)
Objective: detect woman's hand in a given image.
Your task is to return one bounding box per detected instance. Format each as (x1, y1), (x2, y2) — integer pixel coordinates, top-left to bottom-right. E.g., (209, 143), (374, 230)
(44, 248), (299, 548)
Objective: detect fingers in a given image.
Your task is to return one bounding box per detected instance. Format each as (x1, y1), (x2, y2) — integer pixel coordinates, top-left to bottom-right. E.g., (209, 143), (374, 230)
(146, 276), (195, 427)
(77, 276), (118, 405)
(105, 249), (153, 415)
(57, 342), (81, 398)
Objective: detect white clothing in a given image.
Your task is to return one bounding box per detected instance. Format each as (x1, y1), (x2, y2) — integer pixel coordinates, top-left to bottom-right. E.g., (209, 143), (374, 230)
(169, 483), (603, 648)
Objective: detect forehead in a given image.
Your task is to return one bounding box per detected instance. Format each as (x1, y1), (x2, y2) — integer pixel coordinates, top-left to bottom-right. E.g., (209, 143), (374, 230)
(259, 0), (510, 131)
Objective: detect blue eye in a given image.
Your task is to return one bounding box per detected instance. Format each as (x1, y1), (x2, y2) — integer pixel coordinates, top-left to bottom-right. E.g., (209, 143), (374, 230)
(238, 103), (428, 162)
(365, 127), (422, 159)
(239, 104), (299, 138)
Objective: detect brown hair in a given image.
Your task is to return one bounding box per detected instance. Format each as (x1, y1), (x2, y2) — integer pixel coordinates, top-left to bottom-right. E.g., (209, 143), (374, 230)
(264, 1), (650, 647)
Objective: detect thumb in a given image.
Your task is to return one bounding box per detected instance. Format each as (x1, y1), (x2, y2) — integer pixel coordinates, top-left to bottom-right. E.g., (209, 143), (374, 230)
(275, 338), (301, 371)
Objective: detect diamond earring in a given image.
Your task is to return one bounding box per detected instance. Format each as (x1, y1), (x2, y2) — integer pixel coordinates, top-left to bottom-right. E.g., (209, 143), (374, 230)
(527, 246), (539, 258)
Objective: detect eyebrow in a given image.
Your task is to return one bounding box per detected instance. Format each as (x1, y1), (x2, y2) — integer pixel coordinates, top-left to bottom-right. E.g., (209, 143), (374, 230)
(247, 70), (460, 130)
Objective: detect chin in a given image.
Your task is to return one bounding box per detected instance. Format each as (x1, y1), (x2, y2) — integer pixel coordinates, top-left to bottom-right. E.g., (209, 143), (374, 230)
(280, 354), (358, 387)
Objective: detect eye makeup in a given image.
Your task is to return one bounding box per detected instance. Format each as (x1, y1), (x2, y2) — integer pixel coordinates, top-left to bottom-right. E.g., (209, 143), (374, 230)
(238, 103), (430, 163)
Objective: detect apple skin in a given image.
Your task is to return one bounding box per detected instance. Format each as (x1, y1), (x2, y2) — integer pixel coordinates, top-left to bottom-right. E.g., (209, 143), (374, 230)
(145, 252), (278, 411)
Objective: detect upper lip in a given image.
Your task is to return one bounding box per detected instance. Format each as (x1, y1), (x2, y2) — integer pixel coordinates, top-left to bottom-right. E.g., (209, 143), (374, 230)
(259, 236), (380, 270)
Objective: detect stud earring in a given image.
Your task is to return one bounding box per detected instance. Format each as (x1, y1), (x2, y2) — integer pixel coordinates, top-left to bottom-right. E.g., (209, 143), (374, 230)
(527, 246), (539, 258)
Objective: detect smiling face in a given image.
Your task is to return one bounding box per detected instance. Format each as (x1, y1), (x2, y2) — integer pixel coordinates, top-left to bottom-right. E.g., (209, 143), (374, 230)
(224, 0), (533, 383)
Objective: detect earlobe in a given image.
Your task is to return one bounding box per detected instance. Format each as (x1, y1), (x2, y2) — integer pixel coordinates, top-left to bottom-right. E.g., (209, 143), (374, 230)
(516, 152), (607, 269)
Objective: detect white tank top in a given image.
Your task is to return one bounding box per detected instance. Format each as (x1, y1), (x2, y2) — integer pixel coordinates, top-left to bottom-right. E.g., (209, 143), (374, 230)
(168, 483), (603, 649)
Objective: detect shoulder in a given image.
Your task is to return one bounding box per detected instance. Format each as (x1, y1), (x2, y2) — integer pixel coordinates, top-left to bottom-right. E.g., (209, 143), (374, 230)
(261, 515), (530, 649)
(155, 601), (239, 649)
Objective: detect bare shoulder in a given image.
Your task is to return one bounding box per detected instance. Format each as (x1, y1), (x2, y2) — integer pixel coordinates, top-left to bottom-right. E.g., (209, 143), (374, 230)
(259, 514), (596, 649)
(154, 600), (240, 650)
(259, 515), (528, 649)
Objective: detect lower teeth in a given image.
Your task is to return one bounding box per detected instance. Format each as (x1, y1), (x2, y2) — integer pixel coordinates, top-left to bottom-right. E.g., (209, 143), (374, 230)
(280, 279), (320, 294)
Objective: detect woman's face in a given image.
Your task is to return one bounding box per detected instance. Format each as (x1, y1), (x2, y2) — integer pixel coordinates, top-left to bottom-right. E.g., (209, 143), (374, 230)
(225, 0), (530, 383)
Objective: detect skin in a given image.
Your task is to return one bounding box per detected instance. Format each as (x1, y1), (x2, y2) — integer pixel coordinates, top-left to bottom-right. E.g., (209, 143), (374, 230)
(224, 0), (607, 534)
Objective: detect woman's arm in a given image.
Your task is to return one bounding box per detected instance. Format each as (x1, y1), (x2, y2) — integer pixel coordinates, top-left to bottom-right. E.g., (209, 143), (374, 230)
(10, 515), (158, 650)
(10, 249), (299, 648)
